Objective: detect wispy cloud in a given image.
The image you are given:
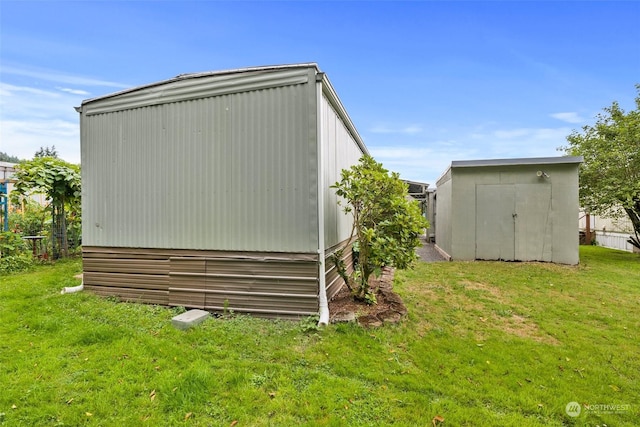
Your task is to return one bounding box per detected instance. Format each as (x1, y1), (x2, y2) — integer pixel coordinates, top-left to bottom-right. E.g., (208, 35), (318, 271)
(493, 129), (531, 139)
(550, 112), (585, 124)
(366, 123), (574, 185)
(0, 83), (59, 99)
(0, 83), (82, 162)
(369, 124), (423, 135)
(0, 83), (78, 119)
(57, 87), (91, 96)
(2, 65), (129, 89)
(369, 141), (481, 184)
(1, 119), (80, 163)
(485, 127), (572, 158)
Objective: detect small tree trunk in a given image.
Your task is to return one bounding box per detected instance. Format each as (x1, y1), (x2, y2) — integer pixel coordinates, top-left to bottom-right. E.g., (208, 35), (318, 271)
(625, 203), (640, 251)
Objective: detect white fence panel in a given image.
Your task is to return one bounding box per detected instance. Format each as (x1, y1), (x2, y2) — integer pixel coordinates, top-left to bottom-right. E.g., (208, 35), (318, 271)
(595, 231), (634, 252)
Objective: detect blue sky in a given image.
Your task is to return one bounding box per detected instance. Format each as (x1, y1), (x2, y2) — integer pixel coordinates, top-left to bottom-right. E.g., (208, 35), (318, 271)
(1, 1), (638, 185)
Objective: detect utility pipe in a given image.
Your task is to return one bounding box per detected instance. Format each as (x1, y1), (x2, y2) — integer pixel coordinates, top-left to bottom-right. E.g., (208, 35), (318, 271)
(316, 71), (329, 326)
(61, 282), (84, 294)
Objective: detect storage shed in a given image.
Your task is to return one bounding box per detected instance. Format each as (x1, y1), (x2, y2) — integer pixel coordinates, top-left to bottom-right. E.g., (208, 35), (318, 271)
(77, 63), (366, 321)
(435, 156), (583, 264)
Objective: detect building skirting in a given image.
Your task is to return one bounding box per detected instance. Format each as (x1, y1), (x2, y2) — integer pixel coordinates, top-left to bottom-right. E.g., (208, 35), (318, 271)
(83, 242), (355, 318)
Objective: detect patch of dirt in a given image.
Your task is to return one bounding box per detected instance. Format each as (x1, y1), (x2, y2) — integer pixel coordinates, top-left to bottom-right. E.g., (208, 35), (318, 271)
(496, 313), (561, 345)
(460, 280), (506, 302)
(403, 278), (561, 344)
(328, 266), (407, 328)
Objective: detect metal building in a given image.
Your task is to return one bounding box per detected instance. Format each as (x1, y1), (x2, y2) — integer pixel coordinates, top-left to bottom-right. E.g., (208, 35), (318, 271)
(435, 156), (583, 264)
(77, 64), (366, 321)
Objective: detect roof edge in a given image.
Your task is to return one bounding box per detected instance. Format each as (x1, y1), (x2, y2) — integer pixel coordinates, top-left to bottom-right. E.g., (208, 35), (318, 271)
(451, 156), (583, 168)
(175, 62), (320, 80)
(78, 63), (320, 108)
(318, 72), (369, 156)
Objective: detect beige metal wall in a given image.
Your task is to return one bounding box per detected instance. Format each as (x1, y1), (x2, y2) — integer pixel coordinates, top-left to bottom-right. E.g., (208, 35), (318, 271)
(79, 65), (369, 317)
(80, 68), (318, 253)
(435, 170), (453, 258)
(320, 92), (365, 248)
(436, 159), (581, 264)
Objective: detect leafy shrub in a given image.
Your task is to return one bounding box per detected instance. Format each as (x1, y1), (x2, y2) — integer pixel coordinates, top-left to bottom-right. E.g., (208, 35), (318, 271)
(0, 254), (34, 274)
(9, 203), (47, 236)
(0, 231), (27, 257)
(332, 156), (429, 303)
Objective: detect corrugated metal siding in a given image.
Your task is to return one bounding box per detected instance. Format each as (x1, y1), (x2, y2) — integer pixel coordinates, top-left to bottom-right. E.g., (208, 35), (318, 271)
(79, 65), (373, 318)
(168, 257), (206, 308)
(82, 68), (311, 116)
(82, 80), (318, 252)
(320, 94), (365, 249)
(83, 247), (319, 317)
(83, 247), (171, 305)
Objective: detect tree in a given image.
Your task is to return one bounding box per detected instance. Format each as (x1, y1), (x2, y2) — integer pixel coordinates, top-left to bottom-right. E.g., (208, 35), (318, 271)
(12, 157), (81, 259)
(34, 146), (58, 158)
(563, 85), (640, 250)
(0, 152), (21, 163)
(332, 155), (429, 303)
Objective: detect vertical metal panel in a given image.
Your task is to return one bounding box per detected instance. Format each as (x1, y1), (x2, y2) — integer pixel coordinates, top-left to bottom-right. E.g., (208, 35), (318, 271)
(515, 184), (553, 262)
(475, 184), (516, 261)
(434, 177), (453, 258)
(320, 94), (365, 249)
(82, 80), (317, 252)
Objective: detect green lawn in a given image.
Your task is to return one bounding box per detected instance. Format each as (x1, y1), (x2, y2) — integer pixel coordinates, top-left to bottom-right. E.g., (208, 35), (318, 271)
(1, 246), (638, 426)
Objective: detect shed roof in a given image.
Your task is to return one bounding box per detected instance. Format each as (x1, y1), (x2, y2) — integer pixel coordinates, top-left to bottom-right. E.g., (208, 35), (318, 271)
(436, 156), (583, 187)
(451, 156), (583, 168)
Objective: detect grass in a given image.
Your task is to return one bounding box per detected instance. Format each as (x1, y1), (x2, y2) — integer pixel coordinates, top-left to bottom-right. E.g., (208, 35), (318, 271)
(0, 246), (638, 426)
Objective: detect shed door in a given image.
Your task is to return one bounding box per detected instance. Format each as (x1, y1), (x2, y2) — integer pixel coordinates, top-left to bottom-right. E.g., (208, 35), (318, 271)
(476, 183), (553, 262)
(476, 185), (516, 261)
(514, 184), (553, 262)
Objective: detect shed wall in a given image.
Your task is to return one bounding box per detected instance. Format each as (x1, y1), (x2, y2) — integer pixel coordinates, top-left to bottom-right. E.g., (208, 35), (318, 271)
(446, 163), (580, 264)
(81, 71), (318, 253)
(435, 172), (453, 258)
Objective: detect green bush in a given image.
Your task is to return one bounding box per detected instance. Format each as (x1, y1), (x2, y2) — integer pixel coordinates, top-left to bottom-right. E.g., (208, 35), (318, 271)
(0, 231), (27, 257)
(0, 254), (34, 274)
(332, 155), (429, 302)
(0, 232), (36, 274)
(9, 206), (46, 236)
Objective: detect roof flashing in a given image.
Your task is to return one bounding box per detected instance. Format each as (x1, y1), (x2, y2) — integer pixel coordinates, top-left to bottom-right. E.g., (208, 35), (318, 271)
(451, 156), (583, 168)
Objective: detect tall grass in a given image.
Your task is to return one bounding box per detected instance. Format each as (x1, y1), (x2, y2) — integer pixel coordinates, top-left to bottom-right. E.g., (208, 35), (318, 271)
(0, 247), (638, 426)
